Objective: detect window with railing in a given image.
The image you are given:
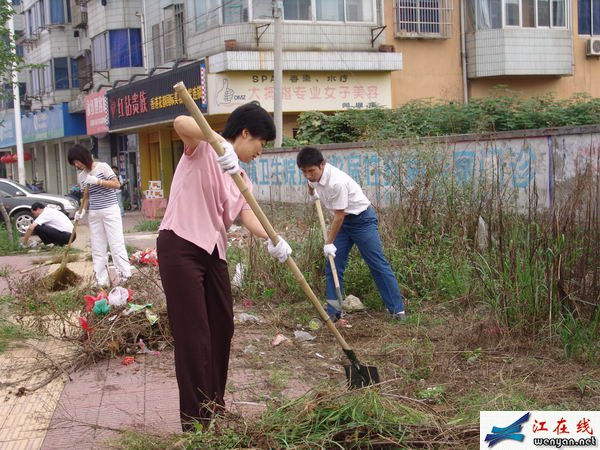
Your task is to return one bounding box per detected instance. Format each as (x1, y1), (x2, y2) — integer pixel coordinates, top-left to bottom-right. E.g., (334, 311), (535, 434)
(163, 4), (186, 62)
(395, 0), (452, 37)
(91, 29), (143, 70)
(465, 0), (567, 30)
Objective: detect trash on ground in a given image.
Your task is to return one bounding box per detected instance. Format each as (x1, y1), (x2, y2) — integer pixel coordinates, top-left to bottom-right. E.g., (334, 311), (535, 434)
(232, 263), (246, 287)
(271, 333), (290, 347)
(130, 248), (158, 266)
(308, 318), (322, 330)
(338, 318), (352, 328)
(238, 313), (261, 323)
(243, 345), (257, 354)
(108, 286), (132, 307)
(342, 295), (367, 312)
(294, 330), (316, 342)
(121, 356), (135, 365)
(92, 298), (110, 316)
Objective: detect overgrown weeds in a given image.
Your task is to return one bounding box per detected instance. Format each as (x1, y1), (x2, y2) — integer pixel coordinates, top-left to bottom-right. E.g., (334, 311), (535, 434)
(231, 138), (600, 364)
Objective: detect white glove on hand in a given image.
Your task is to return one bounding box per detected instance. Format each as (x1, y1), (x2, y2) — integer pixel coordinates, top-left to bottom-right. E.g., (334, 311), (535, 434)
(74, 210), (86, 221)
(85, 174), (100, 185)
(309, 190), (320, 204)
(216, 142), (240, 175)
(323, 243), (337, 258)
(267, 236), (292, 263)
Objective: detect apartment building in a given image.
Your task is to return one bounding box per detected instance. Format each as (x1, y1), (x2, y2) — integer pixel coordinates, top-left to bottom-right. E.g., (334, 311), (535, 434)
(385, 0), (600, 104)
(0, 0), (89, 194)
(2, 0), (599, 200)
(1, 0), (145, 200)
(106, 0), (401, 196)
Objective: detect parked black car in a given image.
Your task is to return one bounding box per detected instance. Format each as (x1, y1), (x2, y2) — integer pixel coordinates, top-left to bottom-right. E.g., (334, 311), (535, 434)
(0, 189), (68, 234)
(0, 178), (79, 219)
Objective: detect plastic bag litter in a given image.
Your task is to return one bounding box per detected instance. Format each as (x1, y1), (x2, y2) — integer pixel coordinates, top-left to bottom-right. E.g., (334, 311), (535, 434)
(92, 298), (110, 316)
(342, 295), (367, 312)
(294, 330), (316, 342)
(238, 313), (261, 323)
(108, 286), (129, 307)
(271, 333), (290, 347)
(231, 263), (246, 288)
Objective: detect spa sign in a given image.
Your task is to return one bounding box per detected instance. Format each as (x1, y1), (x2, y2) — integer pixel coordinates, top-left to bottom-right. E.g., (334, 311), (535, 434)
(207, 71), (392, 114)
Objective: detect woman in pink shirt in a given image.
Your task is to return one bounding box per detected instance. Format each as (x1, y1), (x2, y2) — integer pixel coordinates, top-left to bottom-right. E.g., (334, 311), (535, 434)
(157, 102), (292, 432)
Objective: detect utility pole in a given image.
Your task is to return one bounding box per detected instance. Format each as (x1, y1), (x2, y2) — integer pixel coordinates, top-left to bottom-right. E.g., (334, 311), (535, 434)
(8, 15), (25, 185)
(273, 0), (283, 147)
(136, 0), (148, 74)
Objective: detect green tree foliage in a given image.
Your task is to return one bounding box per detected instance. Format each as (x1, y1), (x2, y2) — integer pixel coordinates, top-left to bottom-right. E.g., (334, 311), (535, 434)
(289, 89), (600, 145)
(0, 1), (23, 102)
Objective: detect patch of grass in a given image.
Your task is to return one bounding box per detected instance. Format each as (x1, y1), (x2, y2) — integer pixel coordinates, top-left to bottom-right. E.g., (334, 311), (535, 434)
(416, 385), (445, 403)
(132, 219), (161, 233)
(452, 388), (539, 424)
(187, 426), (250, 450)
(252, 389), (426, 449)
(559, 312), (600, 362)
(0, 318), (30, 353)
(267, 369), (290, 392)
(0, 226), (25, 255)
(109, 430), (179, 450)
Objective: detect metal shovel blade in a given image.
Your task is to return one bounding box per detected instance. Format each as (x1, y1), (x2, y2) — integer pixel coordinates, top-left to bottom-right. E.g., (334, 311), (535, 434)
(343, 349), (380, 388)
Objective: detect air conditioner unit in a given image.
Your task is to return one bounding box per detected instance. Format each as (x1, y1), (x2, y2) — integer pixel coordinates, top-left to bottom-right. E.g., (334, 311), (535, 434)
(586, 37), (600, 56)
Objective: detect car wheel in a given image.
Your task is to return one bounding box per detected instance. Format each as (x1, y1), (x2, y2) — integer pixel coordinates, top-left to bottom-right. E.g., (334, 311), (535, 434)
(12, 210), (34, 234)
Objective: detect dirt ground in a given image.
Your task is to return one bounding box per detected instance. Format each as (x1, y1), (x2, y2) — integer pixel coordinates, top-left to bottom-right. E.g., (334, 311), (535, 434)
(2, 208), (599, 449)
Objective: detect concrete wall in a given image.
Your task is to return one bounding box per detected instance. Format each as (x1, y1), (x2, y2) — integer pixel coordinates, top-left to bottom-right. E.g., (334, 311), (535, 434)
(245, 125), (600, 210)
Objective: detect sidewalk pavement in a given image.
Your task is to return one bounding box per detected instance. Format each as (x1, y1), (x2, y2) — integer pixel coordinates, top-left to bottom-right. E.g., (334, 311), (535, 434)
(0, 210), (168, 450)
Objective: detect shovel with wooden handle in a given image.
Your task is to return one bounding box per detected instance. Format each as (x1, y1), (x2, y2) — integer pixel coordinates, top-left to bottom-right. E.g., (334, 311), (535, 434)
(173, 81), (379, 388)
(314, 198), (345, 315)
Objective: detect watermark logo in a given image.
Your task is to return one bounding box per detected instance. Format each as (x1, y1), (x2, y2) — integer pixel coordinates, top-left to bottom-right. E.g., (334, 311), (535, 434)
(484, 412), (530, 447)
(481, 411), (599, 449)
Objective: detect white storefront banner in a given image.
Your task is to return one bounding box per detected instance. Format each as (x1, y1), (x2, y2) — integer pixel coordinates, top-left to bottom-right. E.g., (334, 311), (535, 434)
(207, 71), (392, 114)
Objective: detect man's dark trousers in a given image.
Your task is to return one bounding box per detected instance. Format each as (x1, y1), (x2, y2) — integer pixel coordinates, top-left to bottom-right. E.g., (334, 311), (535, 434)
(34, 224), (74, 246)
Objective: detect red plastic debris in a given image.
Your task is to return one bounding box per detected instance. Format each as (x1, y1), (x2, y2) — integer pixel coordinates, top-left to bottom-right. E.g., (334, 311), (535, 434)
(121, 356), (136, 366)
(79, 316), (91, 331)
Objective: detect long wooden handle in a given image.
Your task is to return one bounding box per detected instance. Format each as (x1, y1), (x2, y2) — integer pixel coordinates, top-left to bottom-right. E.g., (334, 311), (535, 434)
(66, 188), (88, 246)
(173, 81), (352, 351)
(314, 199), (343, 291)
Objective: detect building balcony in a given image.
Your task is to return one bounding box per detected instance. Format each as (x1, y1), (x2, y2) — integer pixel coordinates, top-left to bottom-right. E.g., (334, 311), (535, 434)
(466, 28), (573, 78)
(209, 50), (403, 73)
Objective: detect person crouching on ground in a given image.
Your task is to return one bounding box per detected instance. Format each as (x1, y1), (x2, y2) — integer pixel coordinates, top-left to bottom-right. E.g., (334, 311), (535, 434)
(296, 146), (406, 321)
(157, 102), (292, 432)
(67, 144), (132, 286)
(21, 202), (75, 247)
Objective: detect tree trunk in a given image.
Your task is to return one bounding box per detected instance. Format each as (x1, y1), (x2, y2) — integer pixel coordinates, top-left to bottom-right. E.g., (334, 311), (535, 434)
(0, 203), (14, 243)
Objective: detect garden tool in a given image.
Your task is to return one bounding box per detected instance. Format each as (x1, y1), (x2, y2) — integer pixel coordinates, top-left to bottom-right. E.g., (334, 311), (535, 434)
(44, 187), (88, 291)
(314, 198), (345, 315)
(174, 81), (379, 388)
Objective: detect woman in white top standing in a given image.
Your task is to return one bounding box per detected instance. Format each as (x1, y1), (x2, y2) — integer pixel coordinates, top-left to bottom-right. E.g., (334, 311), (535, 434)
(68, 144), (131, 286)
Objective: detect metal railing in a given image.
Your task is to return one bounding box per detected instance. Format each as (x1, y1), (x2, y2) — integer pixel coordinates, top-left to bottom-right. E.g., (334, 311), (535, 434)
(394, 0), (453, 38)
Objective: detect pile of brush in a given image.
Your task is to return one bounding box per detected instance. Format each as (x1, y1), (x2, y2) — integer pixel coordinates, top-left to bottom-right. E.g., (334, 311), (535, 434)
(5, 266), (172, 391)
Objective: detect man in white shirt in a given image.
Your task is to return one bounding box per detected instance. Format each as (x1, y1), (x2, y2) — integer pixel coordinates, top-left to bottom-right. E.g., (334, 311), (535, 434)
(297, 147), (406, 321)
(22, 202), (75, 247)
